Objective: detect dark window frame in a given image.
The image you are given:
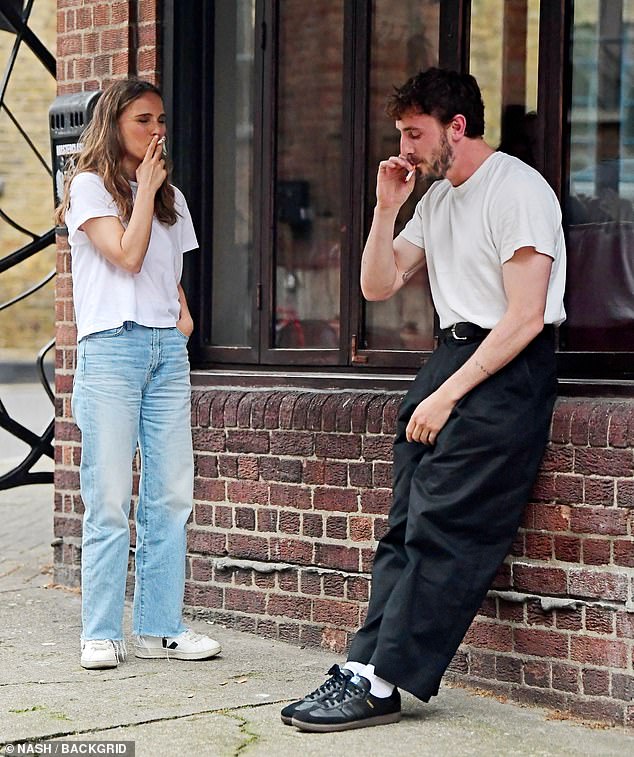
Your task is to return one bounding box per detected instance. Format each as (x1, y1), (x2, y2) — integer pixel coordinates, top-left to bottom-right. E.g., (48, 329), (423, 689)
(161, 0), (634, 392)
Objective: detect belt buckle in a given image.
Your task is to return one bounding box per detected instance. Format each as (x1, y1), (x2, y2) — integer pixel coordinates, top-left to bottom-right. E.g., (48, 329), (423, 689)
(451, 323), (468, 341)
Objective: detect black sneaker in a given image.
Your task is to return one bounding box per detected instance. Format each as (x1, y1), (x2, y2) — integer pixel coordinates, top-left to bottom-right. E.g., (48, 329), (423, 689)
(280, 664), (353, 725)
(291, 674), (401, 732)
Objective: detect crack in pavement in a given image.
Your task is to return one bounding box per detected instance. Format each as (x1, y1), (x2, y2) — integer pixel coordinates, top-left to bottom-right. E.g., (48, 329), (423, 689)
(0, 699), (288, 748)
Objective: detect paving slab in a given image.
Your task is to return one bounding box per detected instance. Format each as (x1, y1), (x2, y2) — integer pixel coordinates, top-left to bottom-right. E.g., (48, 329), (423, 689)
(1, 485), (634, 757)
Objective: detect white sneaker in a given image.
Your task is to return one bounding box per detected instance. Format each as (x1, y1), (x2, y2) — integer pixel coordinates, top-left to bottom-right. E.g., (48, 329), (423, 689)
(80, 639), (127, 670)
(133, 628), (221, 660)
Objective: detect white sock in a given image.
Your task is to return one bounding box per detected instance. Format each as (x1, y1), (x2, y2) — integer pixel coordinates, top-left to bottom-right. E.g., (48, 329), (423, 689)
(343, 660), (366, 676)
(359, 663), (395, 697)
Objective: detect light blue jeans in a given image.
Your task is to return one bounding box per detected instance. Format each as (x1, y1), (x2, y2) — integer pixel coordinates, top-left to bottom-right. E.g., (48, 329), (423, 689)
(72, 322), (193, 640)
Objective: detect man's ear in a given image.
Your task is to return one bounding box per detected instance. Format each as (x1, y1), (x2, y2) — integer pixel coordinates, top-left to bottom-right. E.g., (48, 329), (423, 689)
(448, 114), (467, 140)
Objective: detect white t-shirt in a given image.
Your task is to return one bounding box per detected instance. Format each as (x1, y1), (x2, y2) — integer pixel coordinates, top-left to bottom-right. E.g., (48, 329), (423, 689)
(65, 172), (198, 341)
(398, 151), (566, 329)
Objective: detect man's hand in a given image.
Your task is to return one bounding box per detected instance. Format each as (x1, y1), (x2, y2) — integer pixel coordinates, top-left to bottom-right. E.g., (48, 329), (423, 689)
(406, 387), (456, 445)
(376, 155), (417, 211)
(176, 312), (194, 338)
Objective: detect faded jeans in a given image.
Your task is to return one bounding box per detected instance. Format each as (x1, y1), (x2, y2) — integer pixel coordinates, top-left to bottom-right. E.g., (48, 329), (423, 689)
(72, 321), (193, 640)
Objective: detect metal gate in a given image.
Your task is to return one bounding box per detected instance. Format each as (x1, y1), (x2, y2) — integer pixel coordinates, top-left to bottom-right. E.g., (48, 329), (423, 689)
(0, 0), (56, 489)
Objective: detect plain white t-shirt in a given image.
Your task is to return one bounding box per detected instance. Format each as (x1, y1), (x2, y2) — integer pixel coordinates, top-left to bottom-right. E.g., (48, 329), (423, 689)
(65, 172), (198, 341)
(398, 151), (566, 329)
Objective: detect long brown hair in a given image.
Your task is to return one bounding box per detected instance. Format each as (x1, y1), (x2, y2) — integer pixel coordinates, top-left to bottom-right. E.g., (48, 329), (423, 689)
(55, 78), (177, 227)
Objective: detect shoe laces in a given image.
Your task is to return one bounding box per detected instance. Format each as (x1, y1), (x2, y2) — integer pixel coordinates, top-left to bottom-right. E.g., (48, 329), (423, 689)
(177, 628), (206, 645)
(84, 639), (127, 662)
(326, 675), (367, 708)
(306, 664), (350, 701)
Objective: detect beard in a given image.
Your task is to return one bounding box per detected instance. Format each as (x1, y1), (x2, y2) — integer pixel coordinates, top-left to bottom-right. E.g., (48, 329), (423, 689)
(416, 130), (455, 181)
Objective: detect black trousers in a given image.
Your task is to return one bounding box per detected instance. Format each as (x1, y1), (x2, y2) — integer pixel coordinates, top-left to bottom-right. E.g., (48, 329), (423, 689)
(347, 329), (557, 701)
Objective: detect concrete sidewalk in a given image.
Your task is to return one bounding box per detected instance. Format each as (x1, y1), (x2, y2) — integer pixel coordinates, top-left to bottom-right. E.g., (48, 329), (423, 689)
(1, 486), (634, 757)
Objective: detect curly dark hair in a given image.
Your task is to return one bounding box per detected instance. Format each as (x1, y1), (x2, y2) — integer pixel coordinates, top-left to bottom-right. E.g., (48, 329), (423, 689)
(386, 67), (485, 138)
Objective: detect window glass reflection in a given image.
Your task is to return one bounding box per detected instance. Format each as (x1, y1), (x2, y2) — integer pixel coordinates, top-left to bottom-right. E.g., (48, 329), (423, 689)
(566, 0), (634, 350)
(273, 0), (343, 349)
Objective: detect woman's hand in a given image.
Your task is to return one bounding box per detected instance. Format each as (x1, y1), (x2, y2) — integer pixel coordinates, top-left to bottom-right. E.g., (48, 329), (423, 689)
(176, 312), (194, 338)
(135, 135), (167, 195)
(405, 387), (456, 445)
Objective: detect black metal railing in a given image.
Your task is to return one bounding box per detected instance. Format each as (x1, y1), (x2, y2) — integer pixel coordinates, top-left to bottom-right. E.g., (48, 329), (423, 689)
(0, 0), (56, 489)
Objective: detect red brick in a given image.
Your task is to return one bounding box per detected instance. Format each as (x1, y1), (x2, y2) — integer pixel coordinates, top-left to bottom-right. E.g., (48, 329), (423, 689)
(495, 655), (522, 683)
(513, 628), (569, 658)
(347, 576), (369, 602)
(302, 513), (323, 537)
(349, 462), (373, 487)
(194, 503), (214, 526)
(313, 599), (359, 626)
(360, 488), (392, 514)
(226, 588), (266, 614)
(583, 668), (610, 696)
(100, 28), (128, 52)
(227, 534), (268, 560)
(192, 429), (225, 452)
(270, 431), (314, 456)
(271, 537), (313, 565)
(469, 650), (496, 677)
(570, 507), (629, 536)
(616, 480), (634, 508)
(270, 483), (311, 509)
(362, 436), (393, 461)
(315, 543), (360, 572)
(550, 402), (575, 444)
(237, 456), (259, 480)
(193, 478), (225, 502)
(300, 571), (322, 595)
(553, 535), (581, 563)
(513, 564), (567, 595)
(526, 600), (555, 628)
(187, 529), (227, 556)
(554, 474), (584, 505)
(582, 538), (611, 565)
(540, 445), (574, 473)
(279, 510), (301, 534)
(267, 593), (312, 620)
(584, 477), (615, 506)
(235, 507), (256, 531)
(498, 599), (524, 622)
(585, 607), (615, 635)
(326, 516), (348, 540)
(530, 472), (556, 502)
(53, 515), (82, 538)
(315, 433), (361, 459)
(214, 505), (233, 529)
(322, 573), (345, 597)
(554, 608), (583, 631)
(527, 504), (571, 531)
(464, 621), (513, 652)
(570, 637), (629, 668)
(373, 517), (389, 541)
(568, 569), (628, 601)
(614, 540), (634, 567)
(566, 698), (626, 726)
(321, 627), (348, 654)
(611, 673), (634, 701)
(314, 486), (358, 512)
(350, 516), (373, 542)
(226, 430), (269, 454)
(523, 660), (551, 688)
(227, 481), (268, 505)
(575, 448), (632, 478)
(524, 532), (552, 561)
(551, 662), (580, 692)
(324, 461), (348, 487)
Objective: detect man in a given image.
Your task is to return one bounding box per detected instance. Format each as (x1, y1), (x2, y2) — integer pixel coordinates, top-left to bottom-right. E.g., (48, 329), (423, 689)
(281, 67), (566, 733)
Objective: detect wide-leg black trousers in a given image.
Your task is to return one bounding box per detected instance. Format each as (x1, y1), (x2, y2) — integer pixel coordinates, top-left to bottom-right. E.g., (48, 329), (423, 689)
(347, 329), (557, 701)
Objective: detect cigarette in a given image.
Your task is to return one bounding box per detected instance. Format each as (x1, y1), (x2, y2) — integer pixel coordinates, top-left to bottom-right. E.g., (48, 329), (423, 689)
(158, 136), (166, 144)
(405, 168), (416, 182)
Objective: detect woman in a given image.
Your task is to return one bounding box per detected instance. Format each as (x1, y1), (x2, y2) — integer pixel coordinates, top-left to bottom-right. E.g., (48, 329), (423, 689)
(56, 78), (221, 669)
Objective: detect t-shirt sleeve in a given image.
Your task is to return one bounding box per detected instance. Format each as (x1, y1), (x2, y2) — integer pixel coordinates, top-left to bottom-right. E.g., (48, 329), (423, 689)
(396, 197), (425, 251)
(173, 186), (199, 253)
(65, 173), (120, 245)
(493, 172), (562, 264)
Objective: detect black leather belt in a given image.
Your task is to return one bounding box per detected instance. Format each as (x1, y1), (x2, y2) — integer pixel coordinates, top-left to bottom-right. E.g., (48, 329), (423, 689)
(439, 322), (491, 342)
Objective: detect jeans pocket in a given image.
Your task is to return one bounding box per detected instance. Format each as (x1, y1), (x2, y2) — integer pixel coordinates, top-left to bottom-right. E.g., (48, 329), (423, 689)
(86, 325), (126, 339)
(174, 327), (190, 341)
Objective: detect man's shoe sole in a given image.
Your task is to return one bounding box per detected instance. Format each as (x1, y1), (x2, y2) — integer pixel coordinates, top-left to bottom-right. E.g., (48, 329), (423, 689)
(281, 714), (293, 725)
(291, 711), (401, 732)
(133, 643), (221, 660)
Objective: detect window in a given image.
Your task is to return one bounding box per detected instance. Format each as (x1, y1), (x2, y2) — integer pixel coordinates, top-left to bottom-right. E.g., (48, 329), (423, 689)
(163, 0), (633, 389)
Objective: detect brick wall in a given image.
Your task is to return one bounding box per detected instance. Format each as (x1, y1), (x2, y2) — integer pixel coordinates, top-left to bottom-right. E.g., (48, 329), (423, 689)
(52, 0), (634, 729)
(54, 384), (634, 726)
